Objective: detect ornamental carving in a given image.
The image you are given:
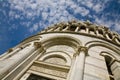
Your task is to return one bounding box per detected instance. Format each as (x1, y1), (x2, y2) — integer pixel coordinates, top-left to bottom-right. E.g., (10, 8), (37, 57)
(44, 57), (66, 65)
(73, 46), (88, 57)
(39, 21), (120, 46)
(34, 42), (42, 48)
(30, 65), (68, 78)
(8, 48), (13, 53)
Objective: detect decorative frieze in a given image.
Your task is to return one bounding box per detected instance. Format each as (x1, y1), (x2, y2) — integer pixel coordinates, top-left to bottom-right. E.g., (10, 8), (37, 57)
(40, 21), (120, 46)
(30, 62), (68, 79)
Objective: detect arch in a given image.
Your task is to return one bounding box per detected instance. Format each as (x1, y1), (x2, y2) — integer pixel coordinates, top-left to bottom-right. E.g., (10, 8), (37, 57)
(100, 51), (116, 61)
(42, 35), (81, 50)
(39, 51), (71, 66)
(85, 41), (120, 55)
(100, 51), (115, 80)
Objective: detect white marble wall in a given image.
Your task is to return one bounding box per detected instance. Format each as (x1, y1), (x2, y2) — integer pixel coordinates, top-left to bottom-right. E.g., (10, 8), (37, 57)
(0, 32), (120, 80)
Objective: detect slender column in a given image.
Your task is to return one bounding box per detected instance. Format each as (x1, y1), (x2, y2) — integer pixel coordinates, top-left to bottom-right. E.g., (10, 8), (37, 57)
(67, 46), (87, 80)
(111, 60), (120, 80)
(75, 26), (79, 32)
(54, 27), (61, 31)
(62, 26), (69, 31)
(47, 27), (54, 32)
(86, 28), (89, 33)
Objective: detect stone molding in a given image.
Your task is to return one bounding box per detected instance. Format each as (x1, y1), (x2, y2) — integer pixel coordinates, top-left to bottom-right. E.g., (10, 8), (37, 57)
(39, 21), (120, 46)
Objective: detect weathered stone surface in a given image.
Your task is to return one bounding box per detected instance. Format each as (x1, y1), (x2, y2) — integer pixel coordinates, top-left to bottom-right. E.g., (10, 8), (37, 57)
(0, 21), (120, 80)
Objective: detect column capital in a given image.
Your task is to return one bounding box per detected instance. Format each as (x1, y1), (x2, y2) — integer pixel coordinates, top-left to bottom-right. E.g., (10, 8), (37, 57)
(34, 42), (42, 48)
(77, 46), (88, 53)
(73, 46), (88, 57)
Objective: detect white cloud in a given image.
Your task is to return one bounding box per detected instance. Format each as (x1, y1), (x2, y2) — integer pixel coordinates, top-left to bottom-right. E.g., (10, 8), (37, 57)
(42, 12), (48, 21)
(94, 15), (120, 32)
(77, 0), (109, 13)
(93, 4), (103, 13)
(29, 23), (39, 33)
(8, 24), (18, 30)
(8, 0), (120, 33)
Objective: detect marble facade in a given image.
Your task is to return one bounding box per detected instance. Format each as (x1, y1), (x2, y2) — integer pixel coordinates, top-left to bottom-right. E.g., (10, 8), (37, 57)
(0, 21), (120, 80)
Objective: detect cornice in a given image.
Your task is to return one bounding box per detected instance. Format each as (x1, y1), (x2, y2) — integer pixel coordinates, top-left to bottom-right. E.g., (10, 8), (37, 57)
(38, 20), (120, 47)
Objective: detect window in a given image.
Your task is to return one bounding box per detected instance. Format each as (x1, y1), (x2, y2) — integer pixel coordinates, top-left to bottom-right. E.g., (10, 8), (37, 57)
(80, 25), (86, 31)
(98, 29), (103, 35)
(27, 74), (55, 80)
(104, 55), (114, 80)
(44, 56), (66, 65)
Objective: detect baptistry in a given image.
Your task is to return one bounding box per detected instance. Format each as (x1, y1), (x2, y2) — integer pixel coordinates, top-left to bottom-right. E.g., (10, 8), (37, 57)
(0, 20), (120, 80)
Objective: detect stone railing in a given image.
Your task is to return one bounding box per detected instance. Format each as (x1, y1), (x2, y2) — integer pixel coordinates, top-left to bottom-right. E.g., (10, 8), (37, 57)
(39, 20), (120, 46)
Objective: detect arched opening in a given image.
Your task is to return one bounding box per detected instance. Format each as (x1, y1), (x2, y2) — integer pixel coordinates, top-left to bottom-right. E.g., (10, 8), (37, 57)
(108, 33), (113, 40)
(42, 36), (81, 58)
(104, 55), (114, 80)
(89, 27), (96, 35)
(39, 51), (71, 66)
(79, 25), (86, 33)
(43, 55), (67, 65)
(85, 41), (120, 80)
(98, 29), (103, 35)
(70, 25), (76, 31)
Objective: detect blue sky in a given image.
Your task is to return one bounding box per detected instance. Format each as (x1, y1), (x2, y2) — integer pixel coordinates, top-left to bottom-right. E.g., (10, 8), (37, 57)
(0, 0), (120, 54)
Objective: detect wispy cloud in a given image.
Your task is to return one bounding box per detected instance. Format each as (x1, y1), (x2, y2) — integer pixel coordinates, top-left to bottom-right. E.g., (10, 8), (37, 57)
(1, 0), (120, 54)
(29, 23), (39, 33)
(8, 0), (120, 33)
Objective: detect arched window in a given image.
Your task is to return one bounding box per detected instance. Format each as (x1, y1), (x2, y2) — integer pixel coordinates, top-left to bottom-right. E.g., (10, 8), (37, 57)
(43, 55), (67, 65)
(104, 55), (114, 80)
(39, 51), (71, 66)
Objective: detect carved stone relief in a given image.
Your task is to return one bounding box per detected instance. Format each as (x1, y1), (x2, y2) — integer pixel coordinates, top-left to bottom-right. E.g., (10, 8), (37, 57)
(44, 56), (66, 65)
(30, 65), (68, 78)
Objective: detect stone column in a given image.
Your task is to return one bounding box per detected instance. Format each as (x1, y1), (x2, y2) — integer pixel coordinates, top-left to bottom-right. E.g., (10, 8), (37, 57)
(67, 46), (87, 80)
(111, 60), (120, 80)
(47, 27), (55, 32)
(0, 42), (42, 79)
(62, 26), (69, 31)
(54, 27), (61, 31)
(75, 26), (79, 32)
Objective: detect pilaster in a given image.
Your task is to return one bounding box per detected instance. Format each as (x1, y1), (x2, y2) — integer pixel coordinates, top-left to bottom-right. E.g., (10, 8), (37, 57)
(67, 46), (88, 80)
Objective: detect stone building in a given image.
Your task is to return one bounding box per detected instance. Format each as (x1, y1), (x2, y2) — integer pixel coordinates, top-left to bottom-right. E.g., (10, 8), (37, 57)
(0, 20), (120, 80)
